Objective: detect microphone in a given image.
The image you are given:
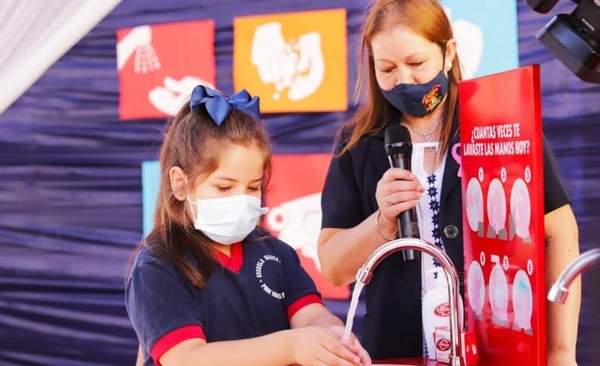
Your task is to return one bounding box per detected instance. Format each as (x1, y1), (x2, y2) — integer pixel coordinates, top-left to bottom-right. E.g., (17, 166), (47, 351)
(384, 124), (421, 262)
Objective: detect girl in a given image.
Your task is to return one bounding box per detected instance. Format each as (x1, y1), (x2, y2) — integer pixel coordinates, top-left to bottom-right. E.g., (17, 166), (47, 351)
(126, 85), (371, 366)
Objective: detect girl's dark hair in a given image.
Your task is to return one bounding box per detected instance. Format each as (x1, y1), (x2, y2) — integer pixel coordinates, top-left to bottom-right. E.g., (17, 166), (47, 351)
(144, 101), (272, 289)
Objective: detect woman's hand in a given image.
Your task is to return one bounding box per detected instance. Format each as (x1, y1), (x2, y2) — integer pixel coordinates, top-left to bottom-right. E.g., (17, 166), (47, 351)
(375, 167), (424, 234)
(288, 326), (371, 366)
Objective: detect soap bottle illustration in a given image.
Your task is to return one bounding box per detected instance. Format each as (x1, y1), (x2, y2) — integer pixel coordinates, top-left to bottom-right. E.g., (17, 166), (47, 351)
(422, 268), (464, 360)
(488, 254), (509, 327)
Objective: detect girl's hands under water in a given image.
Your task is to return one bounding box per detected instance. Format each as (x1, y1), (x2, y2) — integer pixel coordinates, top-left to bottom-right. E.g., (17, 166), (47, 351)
(289, 325), (371, 366)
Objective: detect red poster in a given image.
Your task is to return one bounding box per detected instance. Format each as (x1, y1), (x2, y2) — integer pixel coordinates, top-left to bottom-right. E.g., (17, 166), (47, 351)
(459, 65), (546, 365)
(263, 154), (350, 300)
(117, 20), (216, 120)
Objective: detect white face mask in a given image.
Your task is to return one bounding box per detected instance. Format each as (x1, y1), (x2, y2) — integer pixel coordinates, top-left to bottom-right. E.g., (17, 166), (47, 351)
(187, 194), (269, 245)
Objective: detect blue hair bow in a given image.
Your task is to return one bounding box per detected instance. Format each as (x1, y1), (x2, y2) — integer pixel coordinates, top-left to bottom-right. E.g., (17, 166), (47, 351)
(189, 85), (260, 125)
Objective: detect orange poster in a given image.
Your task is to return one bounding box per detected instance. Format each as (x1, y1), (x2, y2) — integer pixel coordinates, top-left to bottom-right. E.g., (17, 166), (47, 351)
(233, 9), (347, 113)
(117, 20), (216, 120)
(263, 154), (350, 300)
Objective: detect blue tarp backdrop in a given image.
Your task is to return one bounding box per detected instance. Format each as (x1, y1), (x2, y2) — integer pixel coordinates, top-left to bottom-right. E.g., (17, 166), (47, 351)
(0, 1), (599, 365)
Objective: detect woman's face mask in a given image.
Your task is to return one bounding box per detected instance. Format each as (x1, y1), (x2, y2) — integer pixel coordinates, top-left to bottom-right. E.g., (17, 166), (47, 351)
(380, 69), (449, 117)
(188, 194), (269, 244)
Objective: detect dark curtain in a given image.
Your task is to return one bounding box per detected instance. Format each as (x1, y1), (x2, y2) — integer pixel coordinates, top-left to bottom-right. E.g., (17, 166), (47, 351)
(0, 1), (598, 365)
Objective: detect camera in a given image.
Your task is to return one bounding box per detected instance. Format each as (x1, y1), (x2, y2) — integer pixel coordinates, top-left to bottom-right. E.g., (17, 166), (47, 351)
(526, 0), (600, 83)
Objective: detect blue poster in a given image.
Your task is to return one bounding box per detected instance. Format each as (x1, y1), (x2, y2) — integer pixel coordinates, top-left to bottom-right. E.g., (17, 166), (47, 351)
(142, 160), (159, 236)
(442, 0), (519, 78)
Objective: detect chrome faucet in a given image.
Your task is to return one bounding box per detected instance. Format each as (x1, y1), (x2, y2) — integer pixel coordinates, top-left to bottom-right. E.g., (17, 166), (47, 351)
(548, 247), (600, 303)
(355, 238), (465, 366)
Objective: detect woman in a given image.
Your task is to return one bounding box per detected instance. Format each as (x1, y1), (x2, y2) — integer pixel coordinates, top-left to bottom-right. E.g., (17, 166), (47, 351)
(317, 0), (580, 364)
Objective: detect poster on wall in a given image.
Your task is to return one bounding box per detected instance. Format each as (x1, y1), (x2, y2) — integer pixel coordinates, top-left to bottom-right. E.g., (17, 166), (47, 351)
(263, 154), (350, 300)
(441, 0), (519, 79)
(459, 65), (546, 365)
(233, 9), (347, 113)
(117, 20), (216, 120)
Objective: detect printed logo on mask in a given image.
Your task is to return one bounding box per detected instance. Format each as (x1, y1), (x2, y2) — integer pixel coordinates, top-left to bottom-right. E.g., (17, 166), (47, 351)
(423, 84), (443, 113)
(255, 254), (285, 300)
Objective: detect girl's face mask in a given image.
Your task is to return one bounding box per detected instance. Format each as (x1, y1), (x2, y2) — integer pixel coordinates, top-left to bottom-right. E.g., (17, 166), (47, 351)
(380, 70), (449, 117)
(187, 194), (269, 244)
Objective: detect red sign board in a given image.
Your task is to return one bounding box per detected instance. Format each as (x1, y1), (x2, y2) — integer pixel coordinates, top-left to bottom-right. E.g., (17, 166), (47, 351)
(459, 65), (546, 365)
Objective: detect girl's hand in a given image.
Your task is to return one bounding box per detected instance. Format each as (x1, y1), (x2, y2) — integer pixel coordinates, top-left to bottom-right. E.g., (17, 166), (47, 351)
(288, 326), (369, 366)
(327, 325), (372, 366)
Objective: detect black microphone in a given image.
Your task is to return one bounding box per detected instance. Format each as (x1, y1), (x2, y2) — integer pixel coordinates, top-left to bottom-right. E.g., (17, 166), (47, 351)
(384, 124), (421, 262)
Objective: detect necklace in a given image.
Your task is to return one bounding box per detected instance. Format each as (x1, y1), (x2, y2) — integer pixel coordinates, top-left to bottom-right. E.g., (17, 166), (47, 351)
(404, 119), (442, 141)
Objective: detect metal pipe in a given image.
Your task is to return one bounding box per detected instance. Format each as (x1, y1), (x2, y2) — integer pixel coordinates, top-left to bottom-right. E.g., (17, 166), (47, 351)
(355, 238), (464, 366)
(548, 247), (600, 303)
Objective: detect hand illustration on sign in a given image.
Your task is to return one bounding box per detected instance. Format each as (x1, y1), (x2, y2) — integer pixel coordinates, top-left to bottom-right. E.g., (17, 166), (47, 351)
(265, 193), (322, 269)
(486, 178), (507, 240)
(251, 22), (324, 101)
(466, 177), (484, 237)
(509, 178), (532, 242)
(467, 260), (485, 320)
(117, 25), (161, 73)
(512, 269), (533, 335)
(489, 255), (509, 328)
(149, 76), (215, 116)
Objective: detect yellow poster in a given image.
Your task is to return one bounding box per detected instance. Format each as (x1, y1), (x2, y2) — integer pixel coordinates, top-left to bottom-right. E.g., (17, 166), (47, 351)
(234, 9), (347, 113)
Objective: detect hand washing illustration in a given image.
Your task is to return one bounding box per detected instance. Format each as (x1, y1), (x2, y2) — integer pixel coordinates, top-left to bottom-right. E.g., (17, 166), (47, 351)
(509, 178), (532, 242)
(117, 25), (161, 74)
(117, 23), (215, 117)
(486, 178), (507, 240)
(466, 177), (484, 236)
(149, 76), (215, 116)
(265, 193), (322, 269)
(251, 22), (324, 101)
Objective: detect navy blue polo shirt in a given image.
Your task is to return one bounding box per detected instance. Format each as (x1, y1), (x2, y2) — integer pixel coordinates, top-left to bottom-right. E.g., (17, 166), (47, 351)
(126, 228), (321, 366)
(320, 120), (570, 359)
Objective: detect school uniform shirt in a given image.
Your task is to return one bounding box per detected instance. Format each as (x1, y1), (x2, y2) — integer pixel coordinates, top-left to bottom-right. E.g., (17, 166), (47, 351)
(320, 118), (570, 360)
(126, 228), (322, 366)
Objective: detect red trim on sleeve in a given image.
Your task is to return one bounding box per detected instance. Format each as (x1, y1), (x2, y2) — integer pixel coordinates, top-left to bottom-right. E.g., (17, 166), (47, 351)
(150, 325), (205, 365)
(286, 294), (323, 319)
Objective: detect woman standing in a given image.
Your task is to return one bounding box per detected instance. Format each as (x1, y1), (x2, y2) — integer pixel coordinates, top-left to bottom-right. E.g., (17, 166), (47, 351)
(317, 0), (580, 364)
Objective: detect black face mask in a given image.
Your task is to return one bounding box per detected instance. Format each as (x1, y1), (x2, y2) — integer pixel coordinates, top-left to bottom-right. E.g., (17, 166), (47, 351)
(380, 70), (449, 117)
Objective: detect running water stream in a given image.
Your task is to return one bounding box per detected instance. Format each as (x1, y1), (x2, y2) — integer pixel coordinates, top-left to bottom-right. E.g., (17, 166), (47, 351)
(342, 281), (365, 342)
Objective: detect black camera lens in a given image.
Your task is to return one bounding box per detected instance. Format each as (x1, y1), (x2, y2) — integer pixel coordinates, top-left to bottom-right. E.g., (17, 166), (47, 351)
(528, 0), (600, 83)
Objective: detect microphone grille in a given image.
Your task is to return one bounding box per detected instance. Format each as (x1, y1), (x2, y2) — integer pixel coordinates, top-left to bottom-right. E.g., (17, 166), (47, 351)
(385, 124), (412, 146)
(384, 125), (412, 156)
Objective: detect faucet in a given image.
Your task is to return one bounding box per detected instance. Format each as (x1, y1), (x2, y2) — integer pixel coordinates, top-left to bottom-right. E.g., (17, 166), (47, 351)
(355, 237), (465, 366)
(548, 247), (600, 303)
